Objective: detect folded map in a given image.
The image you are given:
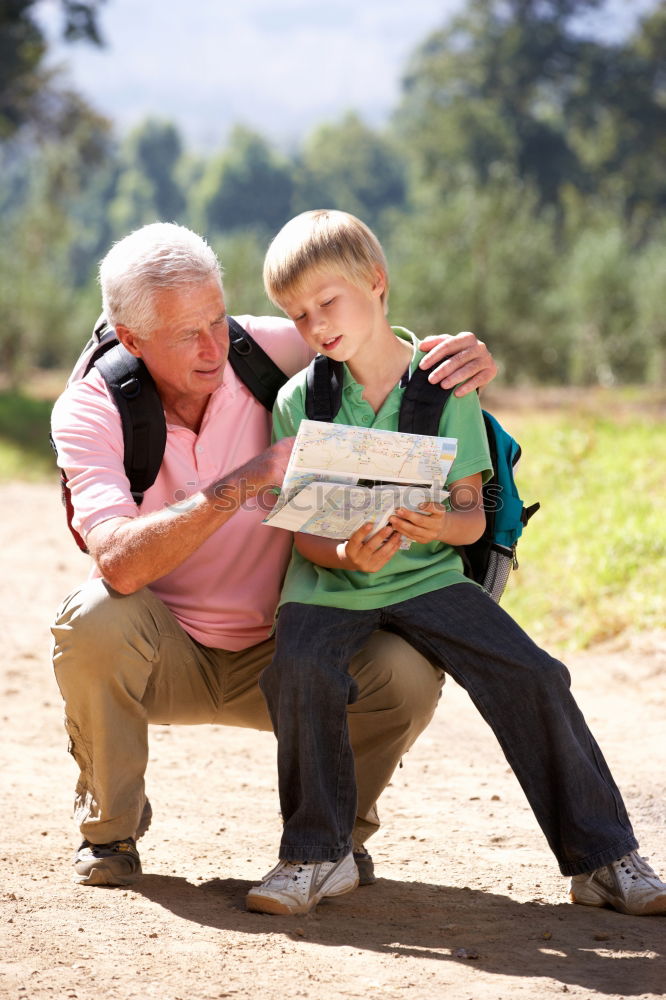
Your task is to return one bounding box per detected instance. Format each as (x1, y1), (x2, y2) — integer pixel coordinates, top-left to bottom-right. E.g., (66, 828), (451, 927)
(264, 419), (457, 541)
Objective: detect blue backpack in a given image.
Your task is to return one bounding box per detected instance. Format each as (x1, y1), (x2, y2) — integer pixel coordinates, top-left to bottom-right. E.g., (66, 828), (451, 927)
(305, 354), (539, 602)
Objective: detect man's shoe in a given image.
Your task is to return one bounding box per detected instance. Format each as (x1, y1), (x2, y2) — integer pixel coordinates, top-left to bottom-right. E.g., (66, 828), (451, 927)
(246, 851), (359, 915)
(73, 837), (142, 887)
(353, 846), (376, 886)
(570, 851), (666, 916)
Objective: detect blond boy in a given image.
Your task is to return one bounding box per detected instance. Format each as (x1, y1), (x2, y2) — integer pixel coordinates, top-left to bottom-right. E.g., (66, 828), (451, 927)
(246, 210), (666, 919)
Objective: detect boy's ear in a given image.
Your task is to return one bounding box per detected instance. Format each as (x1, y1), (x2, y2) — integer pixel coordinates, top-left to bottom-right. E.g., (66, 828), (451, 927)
(371, 267), (387, 298)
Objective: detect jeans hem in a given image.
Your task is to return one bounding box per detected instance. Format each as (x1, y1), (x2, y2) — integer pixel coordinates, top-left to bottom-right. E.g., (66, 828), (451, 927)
(559, 835), (639, 876)
(280, 842), (352, 863)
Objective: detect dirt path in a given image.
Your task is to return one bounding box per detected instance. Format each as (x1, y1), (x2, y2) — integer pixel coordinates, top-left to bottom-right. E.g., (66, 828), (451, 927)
(1, 482), (664, 1000)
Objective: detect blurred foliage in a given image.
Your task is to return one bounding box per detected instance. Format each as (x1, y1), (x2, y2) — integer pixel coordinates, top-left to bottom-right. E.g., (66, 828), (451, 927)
(0, 388), (56, 478)
(0, 0), (105, 138)
(210, 228), (273, 316)
(291, 113), (408, 230)
(500, 399), (666, 649)
(195, 126), (294, 237)
(396, 0), (666, 218)
(108, 118), (186, 233)
(1, 0), (665, 388)
(385, 176), (567, 381)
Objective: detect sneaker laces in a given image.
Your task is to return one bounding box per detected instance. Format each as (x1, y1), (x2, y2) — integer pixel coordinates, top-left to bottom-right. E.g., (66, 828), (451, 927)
(618, 851), (665, 884)
(630, 853), (656, 875)
(261, 860), (304, 882)
(264, 861), (307, 889)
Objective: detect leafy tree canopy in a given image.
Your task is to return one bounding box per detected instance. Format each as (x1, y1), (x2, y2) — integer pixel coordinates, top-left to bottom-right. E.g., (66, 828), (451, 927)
(395, 0), (664, 216)
(292, 112), (407, 228)
(0, 0), (105, 138)
(197, 126), (294, 236)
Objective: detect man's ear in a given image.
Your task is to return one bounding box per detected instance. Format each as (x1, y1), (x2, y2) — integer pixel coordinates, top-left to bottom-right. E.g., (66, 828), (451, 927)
(115, 324), (144, 358)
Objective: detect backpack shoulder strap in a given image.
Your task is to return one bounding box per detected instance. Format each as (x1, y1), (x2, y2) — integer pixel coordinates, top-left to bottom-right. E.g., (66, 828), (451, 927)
(227, 316), (288, 411)
(304, 354), (345, 421)
(68, 314), (118, 384)
(88, 318), (288, 502)
(303, 355), (452, 429)
(398, 364), (453, 435)
(94, 343), (167, 504)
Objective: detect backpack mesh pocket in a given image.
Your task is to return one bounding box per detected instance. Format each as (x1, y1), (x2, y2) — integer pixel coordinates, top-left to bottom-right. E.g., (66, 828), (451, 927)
(481, 544), (515, 603)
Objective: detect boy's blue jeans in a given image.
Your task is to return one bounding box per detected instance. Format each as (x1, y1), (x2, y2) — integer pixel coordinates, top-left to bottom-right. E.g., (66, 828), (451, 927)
(259, 583), (637, 876)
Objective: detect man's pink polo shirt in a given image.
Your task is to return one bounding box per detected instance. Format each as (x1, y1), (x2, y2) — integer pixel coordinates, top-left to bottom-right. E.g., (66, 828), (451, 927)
(51, 315), (312, 651)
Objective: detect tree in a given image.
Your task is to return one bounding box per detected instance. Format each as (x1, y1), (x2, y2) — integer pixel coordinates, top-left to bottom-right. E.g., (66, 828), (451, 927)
(292, 113), (407, 229)
(128, 118), (185, 220)
(567, 4), (666, 227)
(394, 0), (649, 208)
(108, 119), (186, 235)
(632, 235), (666, 385)
(196, 126), (293, 237)
(0, 0), (105, 139)
(0, 0), (113, 384)
(0, 153), (103, 384)
(385, 176), (567, 382)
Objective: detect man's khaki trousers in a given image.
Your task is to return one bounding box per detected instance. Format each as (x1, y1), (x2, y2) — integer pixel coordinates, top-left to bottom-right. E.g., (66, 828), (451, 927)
(51, 579), (444, 849)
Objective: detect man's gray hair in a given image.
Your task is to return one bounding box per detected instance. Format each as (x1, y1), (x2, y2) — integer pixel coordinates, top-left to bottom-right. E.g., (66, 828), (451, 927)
(99, 223), (223, 337)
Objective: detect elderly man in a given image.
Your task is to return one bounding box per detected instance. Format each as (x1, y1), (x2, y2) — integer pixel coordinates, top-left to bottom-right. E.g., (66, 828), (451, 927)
(50, 222), (497, 887)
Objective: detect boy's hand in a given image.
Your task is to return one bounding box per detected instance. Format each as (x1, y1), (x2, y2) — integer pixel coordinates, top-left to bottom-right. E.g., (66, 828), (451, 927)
(337, 523), (402, 573)
(418, 331), (497, 396)
(389, 503), (446, 544)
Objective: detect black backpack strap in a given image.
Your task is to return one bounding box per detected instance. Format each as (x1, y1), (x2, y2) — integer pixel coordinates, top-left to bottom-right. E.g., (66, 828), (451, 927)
(304, 355), (450, 428)
(95, 343), (167, 504)
(227, 316), (288, 410)
(398, 365), (453, 436)
(93, 313), (109, 339)
(305, 354), (345, 421)
(522, 501), (540, 524)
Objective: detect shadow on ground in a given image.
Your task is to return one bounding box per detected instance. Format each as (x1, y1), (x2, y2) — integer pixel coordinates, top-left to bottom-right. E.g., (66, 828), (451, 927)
(133, 874), (664, 996)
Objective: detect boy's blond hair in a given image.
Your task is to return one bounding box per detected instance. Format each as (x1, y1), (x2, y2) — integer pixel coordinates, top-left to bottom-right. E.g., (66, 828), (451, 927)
(263, 210), (389, 311)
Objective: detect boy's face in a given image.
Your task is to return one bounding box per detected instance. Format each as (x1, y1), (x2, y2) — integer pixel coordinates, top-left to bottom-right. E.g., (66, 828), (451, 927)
(277, 268), (387, 364)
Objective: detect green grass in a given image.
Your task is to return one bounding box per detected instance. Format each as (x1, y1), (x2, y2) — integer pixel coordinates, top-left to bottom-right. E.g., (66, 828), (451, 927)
(0, 389), (57, 480)
(2, 381), (664, 650)
(499, 404), (666, 650)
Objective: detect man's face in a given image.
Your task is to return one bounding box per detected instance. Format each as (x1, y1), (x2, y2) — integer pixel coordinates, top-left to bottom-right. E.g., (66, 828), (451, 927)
(119, 279), (229, 409)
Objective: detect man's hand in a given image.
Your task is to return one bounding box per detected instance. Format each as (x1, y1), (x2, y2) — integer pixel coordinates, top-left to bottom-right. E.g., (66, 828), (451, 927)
(337, 523), (402, 573)
(269, 436), (296, 480)
(243, 437), (295, 498)
(418, 331), (497, 396)
(87, 436), (297, 595)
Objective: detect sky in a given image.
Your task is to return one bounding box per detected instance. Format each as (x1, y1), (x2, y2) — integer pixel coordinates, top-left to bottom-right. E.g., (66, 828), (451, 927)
(35, 0), (658, 150)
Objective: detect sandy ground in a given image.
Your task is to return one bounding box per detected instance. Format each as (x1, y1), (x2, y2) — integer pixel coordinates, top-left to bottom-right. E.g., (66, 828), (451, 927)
(1, 480), (664, 1000)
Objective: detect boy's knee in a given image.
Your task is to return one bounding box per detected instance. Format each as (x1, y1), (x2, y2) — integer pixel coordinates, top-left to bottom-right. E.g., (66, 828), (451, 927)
(528, 650), (572, 692)
(267, 623), (329, 687)
(350, 630), (444, 726)
(262, 649), (355, 707)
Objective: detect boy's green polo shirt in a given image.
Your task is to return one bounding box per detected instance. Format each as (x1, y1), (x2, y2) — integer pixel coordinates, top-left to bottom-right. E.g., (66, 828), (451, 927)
(271, 328), (492, 611)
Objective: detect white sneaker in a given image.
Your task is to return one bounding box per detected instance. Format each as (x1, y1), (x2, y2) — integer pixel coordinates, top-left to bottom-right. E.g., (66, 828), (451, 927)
(246, 851), (359, 915)
(570, 851), (666, 916)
